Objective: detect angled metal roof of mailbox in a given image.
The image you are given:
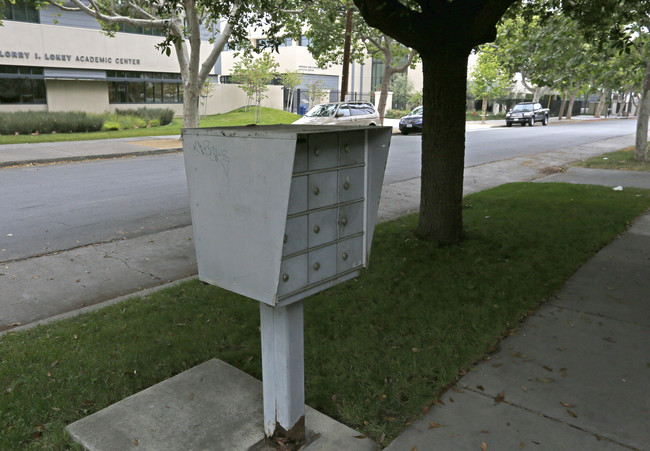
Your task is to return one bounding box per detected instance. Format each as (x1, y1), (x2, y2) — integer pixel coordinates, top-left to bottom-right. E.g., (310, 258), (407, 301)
(182, 125), (392, 306)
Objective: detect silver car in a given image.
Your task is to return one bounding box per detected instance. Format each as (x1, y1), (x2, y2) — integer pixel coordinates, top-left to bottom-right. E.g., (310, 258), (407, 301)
(293, 101), (380, 126)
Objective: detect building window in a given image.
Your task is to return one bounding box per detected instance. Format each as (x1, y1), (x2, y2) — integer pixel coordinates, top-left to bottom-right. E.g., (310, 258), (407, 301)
(279, 37), (293, 47)
(107, 71), (182, 104)
(117, 23), (164, 36)
(1, 0), (39, 23)
(0, 65), (46, 104)
(371, 58), (384, 91)
(299, 35), (311, 47)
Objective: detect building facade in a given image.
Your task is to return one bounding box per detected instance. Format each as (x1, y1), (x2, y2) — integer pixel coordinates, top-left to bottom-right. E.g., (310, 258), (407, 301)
(1, 1), (384, 116)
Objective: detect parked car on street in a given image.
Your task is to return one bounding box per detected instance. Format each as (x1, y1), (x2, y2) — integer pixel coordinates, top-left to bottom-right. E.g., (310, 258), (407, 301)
(292, 101), (380, 126)
(398, 106), (423, 135)
(505, 102), (550, 127)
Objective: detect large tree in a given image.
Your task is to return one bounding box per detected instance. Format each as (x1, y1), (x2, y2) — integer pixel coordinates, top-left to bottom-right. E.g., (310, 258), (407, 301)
(294, 1), (418, 122)
(353, 0), (516, 244)
(469, 47), (513, 123)
(39, 0), (297, 128)
(544, 0), (650, 161)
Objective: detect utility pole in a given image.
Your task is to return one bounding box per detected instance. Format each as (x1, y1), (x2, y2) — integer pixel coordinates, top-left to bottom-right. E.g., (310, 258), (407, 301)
(340, 7), (353, 101)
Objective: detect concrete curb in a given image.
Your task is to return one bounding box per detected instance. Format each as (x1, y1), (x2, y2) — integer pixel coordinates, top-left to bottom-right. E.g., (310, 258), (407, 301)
(0, 147), (182, 168)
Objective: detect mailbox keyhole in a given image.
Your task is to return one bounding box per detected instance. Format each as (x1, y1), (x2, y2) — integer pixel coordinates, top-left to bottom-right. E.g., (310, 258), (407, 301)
(341, 252), (348, 261)
(313, 225), (320, 234)
(282, 274), (290, 282)
(313, 186), (320, 195)
(313, 262), (320, 271)
(344, 144), (351, 153)
(283, 234), (288, 243)
(314, 148), (321, 156)
(343, 180), (350, 190)
(340, 217), (348, 226)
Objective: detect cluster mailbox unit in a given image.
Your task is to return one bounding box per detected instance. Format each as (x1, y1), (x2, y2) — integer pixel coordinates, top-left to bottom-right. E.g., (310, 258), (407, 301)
(182, 124), (391, 441)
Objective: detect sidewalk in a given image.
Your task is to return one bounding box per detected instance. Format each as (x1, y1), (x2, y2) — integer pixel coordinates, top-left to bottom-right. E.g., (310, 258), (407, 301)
(1, 126), (649, 450)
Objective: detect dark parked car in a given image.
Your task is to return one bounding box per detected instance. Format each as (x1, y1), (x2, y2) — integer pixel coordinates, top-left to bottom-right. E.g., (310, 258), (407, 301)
(399, 106), (423, 134)
(505, 102), (550, 127)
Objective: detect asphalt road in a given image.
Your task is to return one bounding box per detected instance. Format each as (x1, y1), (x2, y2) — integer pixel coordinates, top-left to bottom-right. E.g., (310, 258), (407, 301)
(0, 119), (638, 262)
(384, 119), (638, 184)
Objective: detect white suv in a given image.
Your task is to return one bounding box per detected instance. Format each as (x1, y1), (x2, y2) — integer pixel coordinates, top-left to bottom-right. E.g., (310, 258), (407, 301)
(293, 101), (380, 126)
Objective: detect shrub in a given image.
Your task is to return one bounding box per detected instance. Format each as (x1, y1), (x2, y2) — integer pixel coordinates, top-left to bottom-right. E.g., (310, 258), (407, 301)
(101, 113), (148, 131)
(384, 109), (409, 119)
(0, 111), (104, 135)
(114, 107), (175, 126)
(102, 121), (121, 131)
(149, 119), (160, 127)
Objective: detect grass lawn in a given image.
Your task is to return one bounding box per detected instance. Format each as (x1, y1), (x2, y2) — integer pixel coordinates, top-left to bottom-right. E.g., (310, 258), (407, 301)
(0, 107), (301, 145)
(576, 146), (650, 172)
(2, 183), (650, 449)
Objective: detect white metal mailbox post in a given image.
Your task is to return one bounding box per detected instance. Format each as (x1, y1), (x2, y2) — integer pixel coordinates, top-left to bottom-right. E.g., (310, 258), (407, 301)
(182, 124), (391, 441)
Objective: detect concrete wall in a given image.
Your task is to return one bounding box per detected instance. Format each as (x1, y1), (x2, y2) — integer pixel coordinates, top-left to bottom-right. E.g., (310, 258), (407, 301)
(108, 103), (184, 116)
(0, 104), (48, 113)
(46, 80), (109, 113)
(202, 84), (284, 115)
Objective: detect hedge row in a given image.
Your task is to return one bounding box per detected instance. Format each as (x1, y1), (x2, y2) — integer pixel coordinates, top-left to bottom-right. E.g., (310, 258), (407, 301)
(0, 111), (104, 135)
(0, 108), (175, 135)
(114, 107), (174, 126)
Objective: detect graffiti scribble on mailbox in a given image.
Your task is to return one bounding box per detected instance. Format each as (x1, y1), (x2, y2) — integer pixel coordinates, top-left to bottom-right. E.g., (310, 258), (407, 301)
(193, 141), (230, 176)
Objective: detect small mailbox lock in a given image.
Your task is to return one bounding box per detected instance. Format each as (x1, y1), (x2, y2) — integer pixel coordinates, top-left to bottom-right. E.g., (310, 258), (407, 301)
(344, 144), (351, 153)
(341, 252), (348, 261)
(313, 262), (320, 271)
(314, 148), (321, 156)
(313, 186), (320, 195)
(313, 225), (320, 234)
(340, 217), (348, 226)
(283, 234), (288, 243)
(343, 180), (350, 190)
(282, 274), (290, 282)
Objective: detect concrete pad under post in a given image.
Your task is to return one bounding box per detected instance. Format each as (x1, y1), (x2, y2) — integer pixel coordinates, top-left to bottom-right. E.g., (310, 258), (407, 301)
(260, 301), (305, 443)
(66, 358), (379, 451)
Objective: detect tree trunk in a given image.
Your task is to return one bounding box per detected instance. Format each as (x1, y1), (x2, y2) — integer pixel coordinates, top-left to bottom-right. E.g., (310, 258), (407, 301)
(417, 50), (467, 244)
(594, 89), (607, 118)
(566, 89), (578, 120)
(376, 65), (393, 125)
(183, 84), (201, 129)
(634, 61), (650, 162)
(558, 90), (568, 120)
(481, 95), (487, 123)
(532, 86), (543, 103)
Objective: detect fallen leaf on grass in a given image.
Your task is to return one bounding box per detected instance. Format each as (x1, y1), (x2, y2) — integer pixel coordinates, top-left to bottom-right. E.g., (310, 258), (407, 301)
(422, 406), (430, 414)
(428, 421), (444, 429)
(494, 392), (505, 404)
(134, 439), (139, 446)
(384, 416), (396, 422)
(481, 442), (487, 451)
